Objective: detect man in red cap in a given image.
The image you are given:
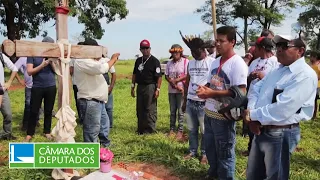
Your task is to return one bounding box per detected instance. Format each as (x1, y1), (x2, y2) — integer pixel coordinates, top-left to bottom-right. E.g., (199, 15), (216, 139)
(242, 36), (279, 156)
(131, 39), (162, 135)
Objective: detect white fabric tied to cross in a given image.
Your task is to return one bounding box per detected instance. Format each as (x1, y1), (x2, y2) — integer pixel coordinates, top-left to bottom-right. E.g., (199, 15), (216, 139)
(51, 39), (79, 180)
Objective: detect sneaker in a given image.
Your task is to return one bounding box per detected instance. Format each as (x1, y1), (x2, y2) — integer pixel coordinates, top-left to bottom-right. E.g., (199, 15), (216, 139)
(0, 134), (17, 141)
(200, 155), (208, 164)
(184, 152), (196, 160)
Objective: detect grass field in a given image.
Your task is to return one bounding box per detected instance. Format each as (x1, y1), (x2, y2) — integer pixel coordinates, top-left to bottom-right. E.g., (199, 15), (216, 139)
(0, 60), (319, 179)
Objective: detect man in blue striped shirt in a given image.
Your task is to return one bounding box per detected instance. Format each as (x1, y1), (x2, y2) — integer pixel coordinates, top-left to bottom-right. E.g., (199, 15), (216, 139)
(244, 35), (317, 180)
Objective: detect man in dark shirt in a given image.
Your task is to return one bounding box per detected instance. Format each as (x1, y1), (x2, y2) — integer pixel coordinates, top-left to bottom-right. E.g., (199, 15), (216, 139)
(131, 40), (162, 135)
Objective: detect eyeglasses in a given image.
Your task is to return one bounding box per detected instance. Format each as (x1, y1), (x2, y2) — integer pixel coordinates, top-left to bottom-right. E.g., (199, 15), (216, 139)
(275, 42), (297, 50)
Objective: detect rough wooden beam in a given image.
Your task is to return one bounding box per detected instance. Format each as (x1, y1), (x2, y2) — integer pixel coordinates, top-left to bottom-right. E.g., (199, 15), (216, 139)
(2, 39), (108, 59)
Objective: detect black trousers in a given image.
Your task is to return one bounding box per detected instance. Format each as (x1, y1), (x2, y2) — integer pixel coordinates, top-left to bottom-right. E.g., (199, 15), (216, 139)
(27, 86), (56, 136)
(136, 84), (157, 134)
(73, 85), (82, 123)
(243, 122), (254, 152)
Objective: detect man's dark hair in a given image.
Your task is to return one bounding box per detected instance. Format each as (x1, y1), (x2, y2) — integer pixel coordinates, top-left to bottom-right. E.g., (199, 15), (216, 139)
(260, 29), (274, 37)
(83, 38), (98, 46)
(217, 26), (237, 43)
(291, 38), (306, 57)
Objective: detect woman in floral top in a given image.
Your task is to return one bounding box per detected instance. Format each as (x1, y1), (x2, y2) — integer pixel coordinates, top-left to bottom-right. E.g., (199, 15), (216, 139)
(165, 44), (189, 141)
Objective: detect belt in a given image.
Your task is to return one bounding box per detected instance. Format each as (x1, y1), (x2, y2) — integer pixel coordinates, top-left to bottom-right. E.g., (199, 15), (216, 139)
(187, 99), (205, 105)
(262, 123), (299, 130)
(79, 98), (104, 104)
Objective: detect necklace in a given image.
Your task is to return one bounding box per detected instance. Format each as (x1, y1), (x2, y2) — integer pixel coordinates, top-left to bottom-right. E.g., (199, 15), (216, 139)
(217, 53), (235, 75)
(138, 55), (151, 72)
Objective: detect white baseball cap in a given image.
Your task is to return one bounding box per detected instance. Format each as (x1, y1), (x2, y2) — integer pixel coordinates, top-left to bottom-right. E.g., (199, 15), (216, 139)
(273, 35), (292, 44)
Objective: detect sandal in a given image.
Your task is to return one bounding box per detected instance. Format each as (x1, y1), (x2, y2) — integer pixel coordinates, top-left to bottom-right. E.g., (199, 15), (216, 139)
(43, 134), (53, 140)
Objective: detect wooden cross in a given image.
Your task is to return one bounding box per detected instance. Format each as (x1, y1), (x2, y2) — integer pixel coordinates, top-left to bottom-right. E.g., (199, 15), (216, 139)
(211, 0), (217, 39)
(1, 0), (107, 177)
(1, 0), (107, 108)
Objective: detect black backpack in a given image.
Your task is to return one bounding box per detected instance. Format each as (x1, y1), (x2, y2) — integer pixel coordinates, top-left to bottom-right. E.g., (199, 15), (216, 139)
(0, 53), (5, 68)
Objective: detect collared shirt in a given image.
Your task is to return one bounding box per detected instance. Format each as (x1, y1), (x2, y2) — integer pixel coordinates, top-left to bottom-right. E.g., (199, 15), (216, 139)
(73, 58), (110, 102)
(248, 57), (318, 125)
(15, 57), (33, 88)
(0, 53), (18, 84)
(70, 58), (115, 85)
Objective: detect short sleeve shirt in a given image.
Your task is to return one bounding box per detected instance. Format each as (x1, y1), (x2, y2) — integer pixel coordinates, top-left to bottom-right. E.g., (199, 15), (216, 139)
(27, 57), (56, 88)
(165, 58), (189, 93)
(133, 55), (161, 85)
(187, 56), (215, 101)
(248, 56), (279, 85)
(205, 54), (248, 113)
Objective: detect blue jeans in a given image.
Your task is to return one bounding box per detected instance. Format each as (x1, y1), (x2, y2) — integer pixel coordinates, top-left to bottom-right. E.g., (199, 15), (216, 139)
(78, 99), (110, 147)
(105, 93), (113, 128)
(246, 126), (300, 180)
(204, 115), (236, 180)
(185, 99), (205, 155)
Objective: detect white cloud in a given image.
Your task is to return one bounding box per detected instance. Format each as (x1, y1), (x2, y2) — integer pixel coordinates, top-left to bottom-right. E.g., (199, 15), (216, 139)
(125, 0), (206, 21)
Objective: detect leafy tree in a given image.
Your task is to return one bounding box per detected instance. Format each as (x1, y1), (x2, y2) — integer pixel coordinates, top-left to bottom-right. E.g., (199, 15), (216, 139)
(195, 0), (296, 52)
(298, 0), (320, 50)
(201, 29), (214, 41)
(0, 0), (129, 41)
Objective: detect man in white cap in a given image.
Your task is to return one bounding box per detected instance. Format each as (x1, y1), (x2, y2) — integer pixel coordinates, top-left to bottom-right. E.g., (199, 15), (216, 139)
(243, 35), (317, 180)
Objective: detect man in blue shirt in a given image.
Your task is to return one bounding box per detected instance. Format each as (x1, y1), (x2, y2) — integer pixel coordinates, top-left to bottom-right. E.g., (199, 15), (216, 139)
(244, 35), (318, 180)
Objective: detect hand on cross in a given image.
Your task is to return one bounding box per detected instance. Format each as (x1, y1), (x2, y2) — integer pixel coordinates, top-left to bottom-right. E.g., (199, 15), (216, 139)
(41, 58), (51, 68)
(111, 53), (120, 60)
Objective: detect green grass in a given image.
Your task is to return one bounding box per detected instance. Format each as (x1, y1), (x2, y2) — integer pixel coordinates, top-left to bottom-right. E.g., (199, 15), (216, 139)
(0, 64), (320, 180)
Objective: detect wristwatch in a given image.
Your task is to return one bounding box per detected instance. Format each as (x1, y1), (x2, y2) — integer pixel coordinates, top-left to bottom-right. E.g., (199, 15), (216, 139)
(156, 88), (160, 91)
(131, 83), (135, 88)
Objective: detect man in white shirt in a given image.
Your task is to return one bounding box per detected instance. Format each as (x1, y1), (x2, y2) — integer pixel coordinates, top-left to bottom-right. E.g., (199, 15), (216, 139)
(0, 52), (18, 140)
(243, 36), (279, 156)
(180, 32), (214, 164)
(100, 57), (116, 129)
(196, 26), (248, 180)
(73, 38), (120, 147)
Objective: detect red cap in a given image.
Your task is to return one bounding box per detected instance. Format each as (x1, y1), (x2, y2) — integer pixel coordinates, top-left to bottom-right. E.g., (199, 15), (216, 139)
(255, 36), (265, 45)
(140, 39), (150, 47)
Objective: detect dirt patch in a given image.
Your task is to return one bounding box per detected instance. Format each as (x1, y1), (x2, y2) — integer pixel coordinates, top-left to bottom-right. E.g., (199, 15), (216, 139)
(114, 162), (181, 180)
(0, 145), (8, 166)
(8, 84), (25, 91)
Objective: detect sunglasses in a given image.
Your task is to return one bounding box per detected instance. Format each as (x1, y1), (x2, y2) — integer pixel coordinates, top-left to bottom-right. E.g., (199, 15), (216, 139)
(140, 47), (150, 50)
(275, 42), (297, 50)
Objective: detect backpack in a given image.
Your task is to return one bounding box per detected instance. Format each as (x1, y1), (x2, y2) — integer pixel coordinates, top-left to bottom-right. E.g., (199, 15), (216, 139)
(0, 53), (5, 68)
